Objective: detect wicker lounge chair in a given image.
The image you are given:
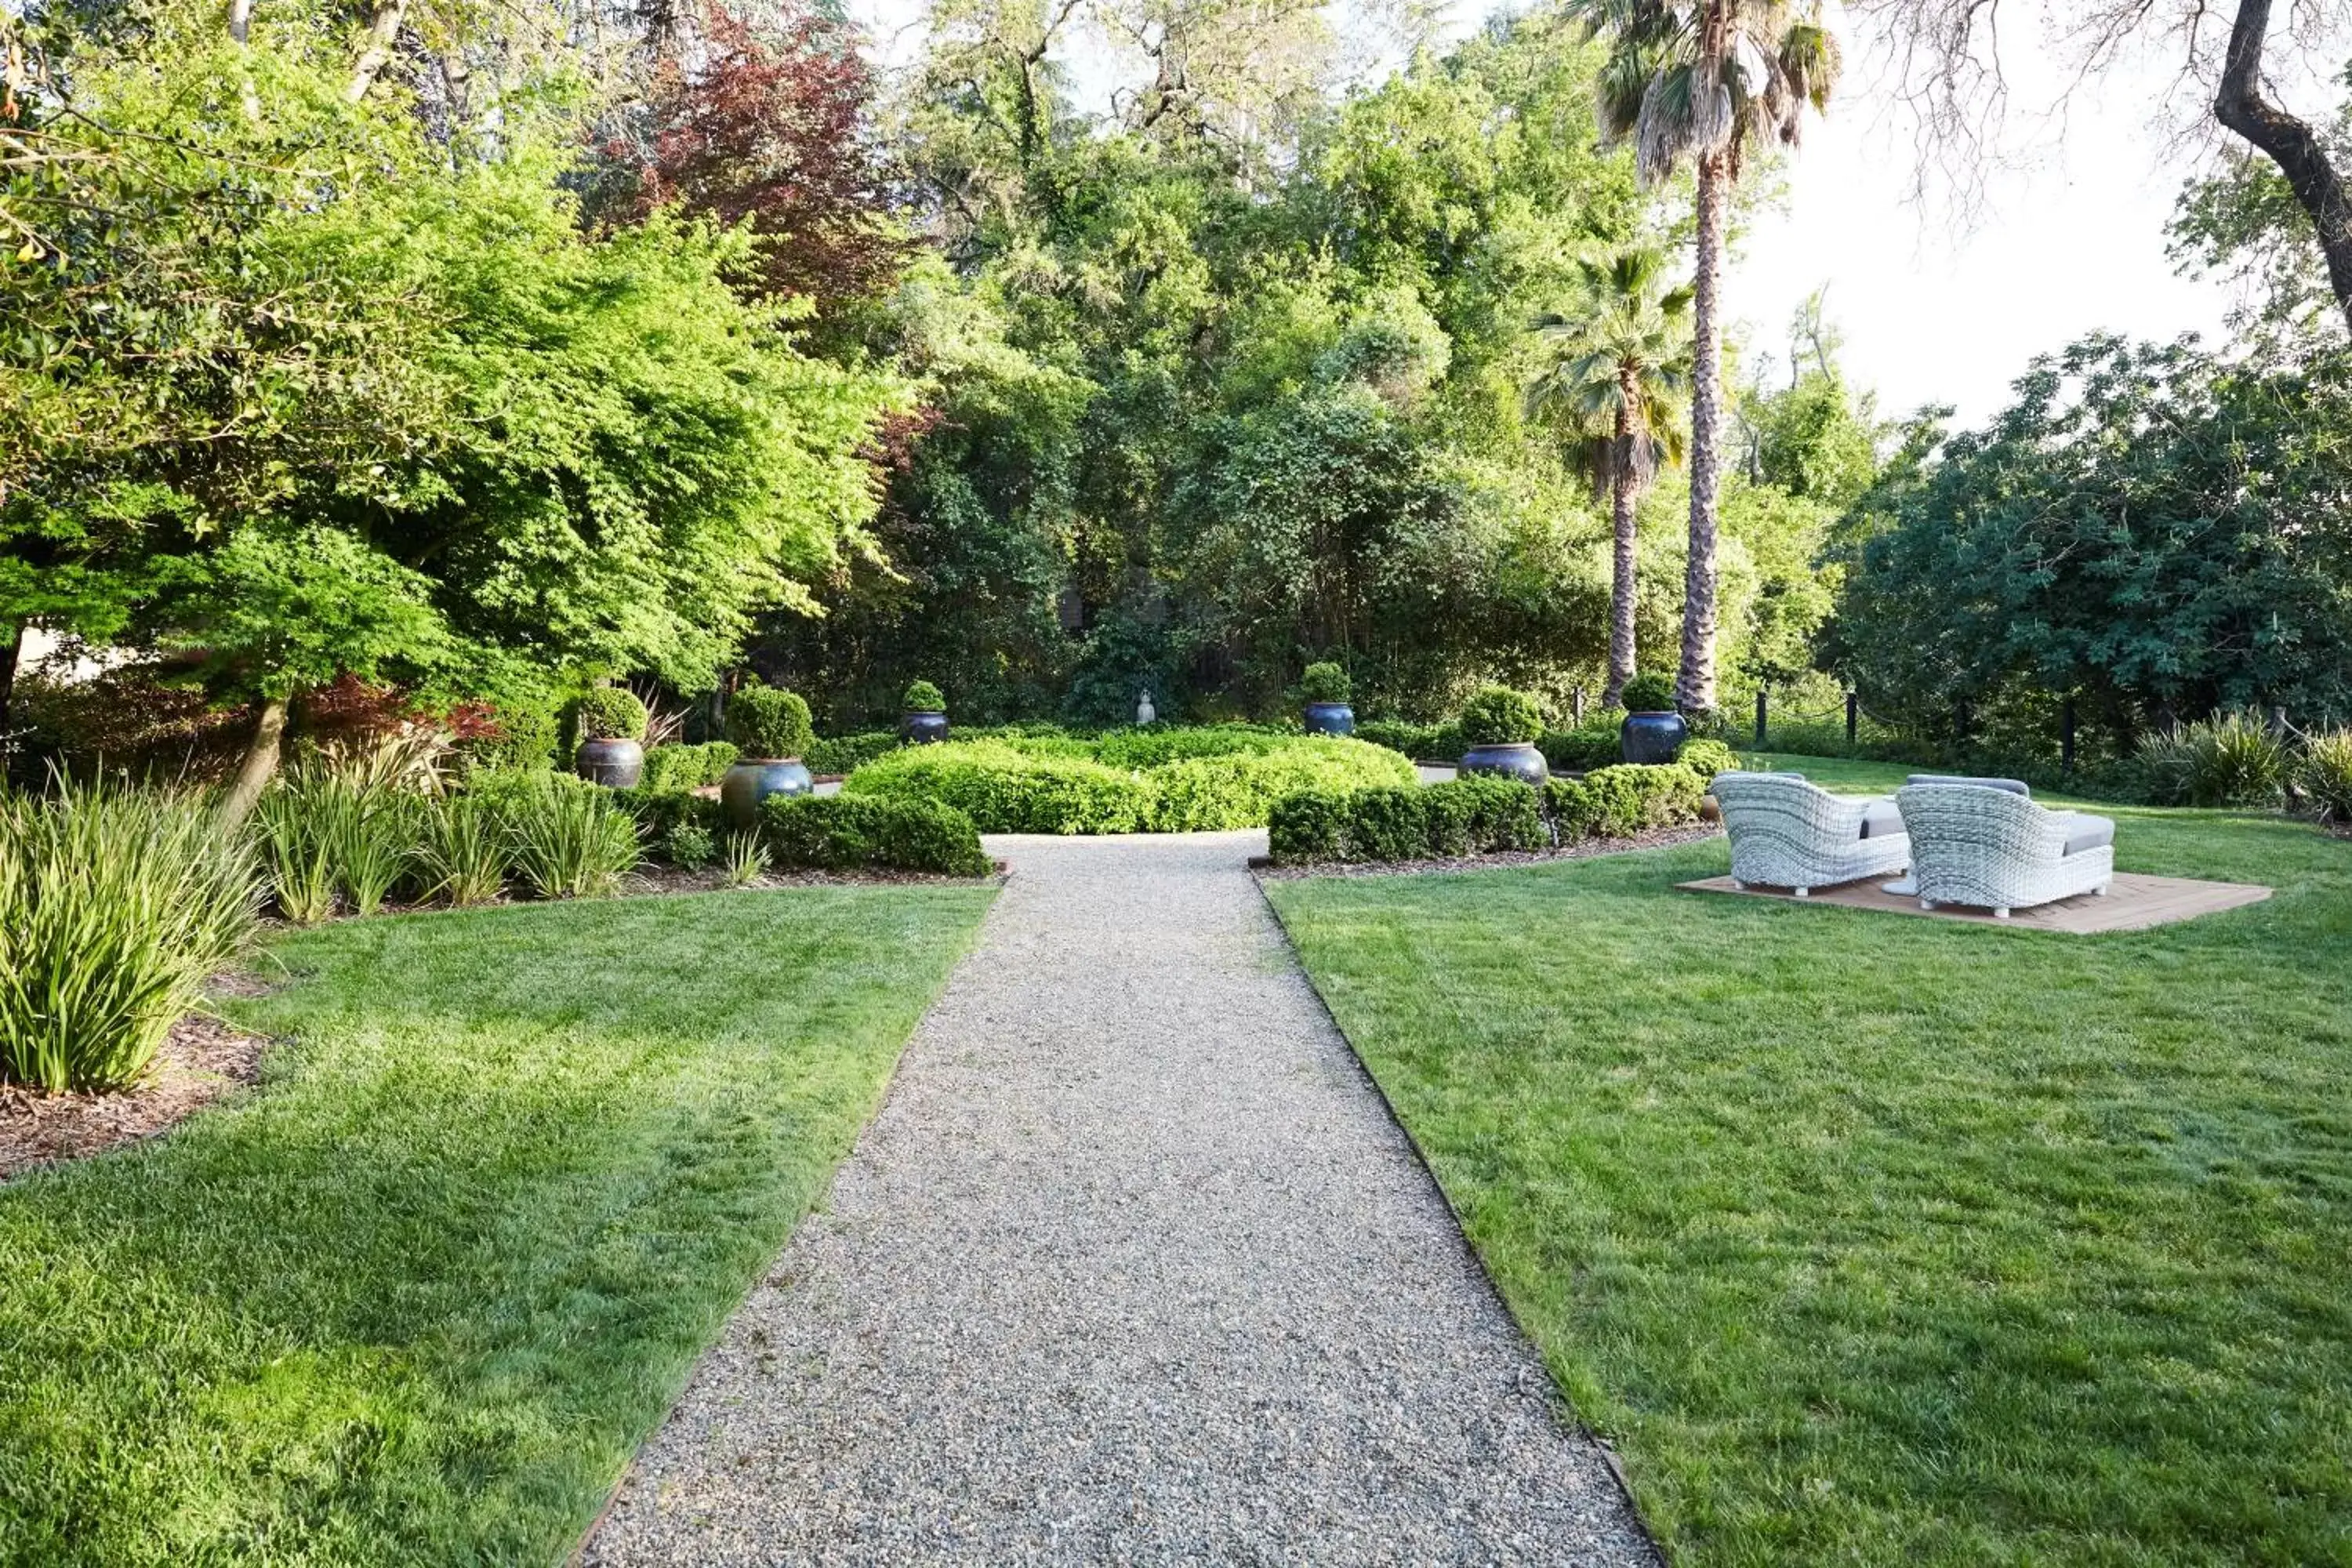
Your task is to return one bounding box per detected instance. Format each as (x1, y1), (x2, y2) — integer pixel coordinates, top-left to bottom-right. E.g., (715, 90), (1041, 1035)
(1711, 771), (1911, 897)
(1894, 782), (2115, 919)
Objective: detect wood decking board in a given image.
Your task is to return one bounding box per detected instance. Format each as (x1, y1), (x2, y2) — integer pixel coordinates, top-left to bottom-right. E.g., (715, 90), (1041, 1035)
(1675, 871), (2272, 934)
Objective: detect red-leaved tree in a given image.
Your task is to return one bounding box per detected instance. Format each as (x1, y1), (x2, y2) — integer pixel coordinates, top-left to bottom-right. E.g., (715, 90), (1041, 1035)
(619, 3), (909, 310)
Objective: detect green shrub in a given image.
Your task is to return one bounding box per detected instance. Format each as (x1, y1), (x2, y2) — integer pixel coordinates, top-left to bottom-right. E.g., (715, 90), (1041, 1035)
(1147, 740), (1414, 830)
(2136, 712), (2288, 808)
(1621, 672), (1678, 713)
(1421, 781), (1479, 856)
(1346, 787), (1428, 861)
(1677, 737), (1740, 782)
(1576, 763), (1705, 837)
(804, 731), (902, 776)
(2299, 729), (2352, 824)
(250, 760), (422, 920)
(639, 741), (739, 793)
(570, 687), (649, 743)
(1300, 662), (1352, 704)
(455, 700), (559, 774)
(609, 786), (724, 869)
(1093, 723), (1290, 770)
(668, 819), (720, 871)
(844, 741), (1155, 833)
(1268, 789), (1352, 862)
(902, 680), (946, 712)
(1459, 687), (1544, 746)
(722, 829), (768, 886)
(0, 779), (263, 1093)
(1446, 774), (1548, 851)
(725, 683), (814, 760)
(1539, 720), (1625, 773)
(1354, 719), (1450, 760)
(759, 793), (992, 876)
(502, 775), (641, 898)
(416, 794), (511, 906)
(252, 785), (342, 924)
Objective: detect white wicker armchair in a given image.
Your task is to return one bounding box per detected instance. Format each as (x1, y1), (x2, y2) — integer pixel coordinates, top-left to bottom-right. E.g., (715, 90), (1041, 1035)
(1894, 783), (2114, 918)
(1711, 771), (1911, 896)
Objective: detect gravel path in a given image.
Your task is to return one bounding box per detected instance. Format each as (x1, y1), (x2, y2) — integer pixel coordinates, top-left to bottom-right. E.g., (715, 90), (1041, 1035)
(586, 831), (1657, 1566)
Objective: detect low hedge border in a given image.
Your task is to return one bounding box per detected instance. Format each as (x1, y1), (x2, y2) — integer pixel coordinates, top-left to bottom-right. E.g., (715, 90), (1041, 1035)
(1269, 762), (1707, 866)
(612, 786), (992, 877)
(637, 741), (739, 793)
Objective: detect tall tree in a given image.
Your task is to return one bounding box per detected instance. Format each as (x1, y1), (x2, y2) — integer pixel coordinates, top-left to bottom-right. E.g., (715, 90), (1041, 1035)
(1849, 0), (2352, 332)
(1524, 245), (1693, 706)
(1572, 0), (1841, 712)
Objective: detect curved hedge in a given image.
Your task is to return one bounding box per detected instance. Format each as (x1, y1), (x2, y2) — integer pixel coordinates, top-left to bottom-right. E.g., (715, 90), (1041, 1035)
(843, 729), (1416, 833)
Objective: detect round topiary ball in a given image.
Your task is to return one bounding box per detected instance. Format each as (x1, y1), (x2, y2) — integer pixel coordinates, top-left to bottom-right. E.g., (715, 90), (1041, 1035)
(1300, 662), (1352, 705)
(1620, 671), (1678, 714)
(726, 683), (815, 760)
(903, 679), (946, 713)
(571, 686), (649, 742)
(1459, 686), (1544, 746)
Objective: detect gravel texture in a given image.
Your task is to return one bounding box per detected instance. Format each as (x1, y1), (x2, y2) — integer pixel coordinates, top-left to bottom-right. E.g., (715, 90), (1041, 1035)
(586, 830), (1657, 1566)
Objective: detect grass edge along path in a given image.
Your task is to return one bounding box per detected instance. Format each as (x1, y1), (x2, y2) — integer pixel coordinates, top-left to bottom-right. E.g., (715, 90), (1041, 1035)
(1264, 786), (2352, 1566)
(0, 884), (995, 1567)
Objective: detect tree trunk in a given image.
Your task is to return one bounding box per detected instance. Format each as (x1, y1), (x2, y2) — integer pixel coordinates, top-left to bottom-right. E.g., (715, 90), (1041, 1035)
(217, 697), (289, 829)
(227, 0), (255, 42)
(0, 619), (22, 769)
(1680, 144), (1730, 715)
(346, 0), (410, 103)
(1604, 397), (1639, 710)
(2216, 0), (2352, 332)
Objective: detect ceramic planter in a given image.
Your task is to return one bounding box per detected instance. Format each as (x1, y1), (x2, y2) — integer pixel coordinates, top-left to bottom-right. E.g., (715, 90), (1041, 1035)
(575, 736), (644, 789)
(900, 710), (949, 745)
(1459, 742), (1549, 786)
(1620, 711), (1688, 765)
(721, 758), (814, 830)
(1301, 701), (1355, 737)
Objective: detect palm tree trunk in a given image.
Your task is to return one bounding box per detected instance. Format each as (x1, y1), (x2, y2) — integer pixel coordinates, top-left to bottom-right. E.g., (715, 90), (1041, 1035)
(217, 696), (289, 829)
(1680, 144), (1730, 715)
(1605, 400), (1639, 709)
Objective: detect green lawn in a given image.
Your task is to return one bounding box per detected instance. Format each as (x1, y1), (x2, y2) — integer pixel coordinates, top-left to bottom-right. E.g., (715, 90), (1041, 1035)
(1265, 778), (2352, 1566)
(0, 885), (993, 1566)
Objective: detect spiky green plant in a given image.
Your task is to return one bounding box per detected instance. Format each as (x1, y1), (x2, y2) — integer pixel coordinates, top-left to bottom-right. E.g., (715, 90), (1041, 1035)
(506, 782), (641, 899)
(416, 795), (511, 907)
(0, 778), (263, 1093)
(723, 830), (769, 888)
(2296, 729), (2352, 824)
(252, 782), (345, 924)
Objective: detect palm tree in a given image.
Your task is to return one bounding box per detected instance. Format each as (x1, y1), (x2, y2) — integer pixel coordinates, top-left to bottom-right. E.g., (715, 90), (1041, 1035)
(1570, 0), (1841, 713)
(1524, 246), (1693, 709)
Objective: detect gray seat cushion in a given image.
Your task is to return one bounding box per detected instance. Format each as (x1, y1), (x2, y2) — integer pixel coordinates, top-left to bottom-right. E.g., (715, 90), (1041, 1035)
(2060, 813), (2116, 856)
(1858, 798), (1905, 840)
(1907, 773), (2031, 797)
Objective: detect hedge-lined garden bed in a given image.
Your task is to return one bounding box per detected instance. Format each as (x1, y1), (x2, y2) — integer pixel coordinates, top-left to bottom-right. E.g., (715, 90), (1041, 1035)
(1269, 763), (1709, 866)
(840, 728), (1417, 833)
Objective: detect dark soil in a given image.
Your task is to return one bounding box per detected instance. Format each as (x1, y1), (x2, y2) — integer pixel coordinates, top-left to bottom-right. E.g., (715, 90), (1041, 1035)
(0, 996), (270, 1181)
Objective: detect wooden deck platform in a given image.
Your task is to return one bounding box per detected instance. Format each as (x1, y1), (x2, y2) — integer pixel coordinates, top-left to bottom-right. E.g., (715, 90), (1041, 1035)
(1675, 871), (2272, 934)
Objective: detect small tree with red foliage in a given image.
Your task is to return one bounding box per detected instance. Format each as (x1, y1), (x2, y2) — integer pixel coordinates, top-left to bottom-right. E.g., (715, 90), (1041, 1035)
(619, 4), (908, 311)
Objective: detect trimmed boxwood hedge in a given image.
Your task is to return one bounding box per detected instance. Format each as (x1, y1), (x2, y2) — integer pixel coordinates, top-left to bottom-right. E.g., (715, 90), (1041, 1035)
(841, 729), (1416, 833)
(759, 794), (991, 877)
(804, 730), (903, 776)
(638, 741), (739, 793)
(613, 786), (991, 876)
(1268, 762), (1705, 866)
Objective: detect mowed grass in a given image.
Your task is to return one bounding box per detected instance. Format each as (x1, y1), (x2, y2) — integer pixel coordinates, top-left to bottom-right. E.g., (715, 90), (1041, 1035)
(0, 885), (993, 1566)
(1265, 782), (2352, 1566)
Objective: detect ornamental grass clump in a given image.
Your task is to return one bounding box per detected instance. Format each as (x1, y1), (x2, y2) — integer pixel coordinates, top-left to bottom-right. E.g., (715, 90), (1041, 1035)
(2136, 711), (2288, 808)
(252, 760), (422, 920)
(726, 682), (815, 760)
(2298, 729), (2352, 824)
(416, 794), (511, 907)
(0, 779), (263, 1093)
(503, 777), (641, 898)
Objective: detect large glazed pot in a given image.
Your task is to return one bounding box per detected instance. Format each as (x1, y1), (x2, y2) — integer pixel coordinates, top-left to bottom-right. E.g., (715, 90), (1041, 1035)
(1302, 701), (1356, 737)
(1460, 742), (1549, 786)
(721, 758), (814, 830)
(1620, 710), (1689, 765)
(575, 737), (644, 789)
(900, 710), (949, 745)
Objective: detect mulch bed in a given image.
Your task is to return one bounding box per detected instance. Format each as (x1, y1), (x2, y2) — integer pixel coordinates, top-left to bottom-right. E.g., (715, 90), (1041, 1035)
(1252, 822), (1723, 881)
(0, 993), (271, 1181)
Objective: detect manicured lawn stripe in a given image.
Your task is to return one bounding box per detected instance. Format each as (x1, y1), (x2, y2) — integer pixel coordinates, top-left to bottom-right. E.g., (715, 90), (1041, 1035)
(0, 885), (993, 1566)
(1267, 797), (2352, 1566)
